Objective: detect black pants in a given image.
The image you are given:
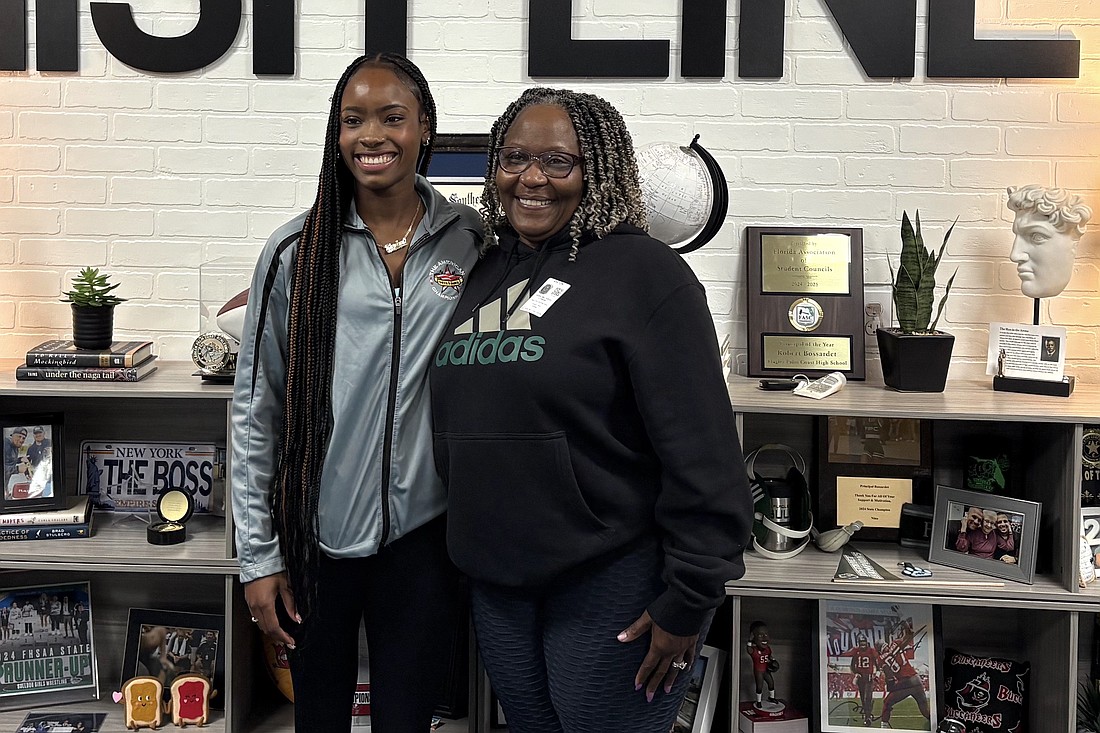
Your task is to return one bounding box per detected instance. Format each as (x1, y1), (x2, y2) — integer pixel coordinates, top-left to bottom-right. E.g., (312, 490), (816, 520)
(286, 515), (460, 732)
(471, 540), (712, 733)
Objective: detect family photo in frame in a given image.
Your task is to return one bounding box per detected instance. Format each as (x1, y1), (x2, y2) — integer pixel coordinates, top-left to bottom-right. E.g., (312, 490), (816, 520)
(121, 608), (224, 707)
(819, 600), (936, 733)
(929, 485), (1041, 584)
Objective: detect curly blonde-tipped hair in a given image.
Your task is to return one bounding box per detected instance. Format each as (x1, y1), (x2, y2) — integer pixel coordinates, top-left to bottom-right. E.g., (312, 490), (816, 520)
(479, 87), (649, 261)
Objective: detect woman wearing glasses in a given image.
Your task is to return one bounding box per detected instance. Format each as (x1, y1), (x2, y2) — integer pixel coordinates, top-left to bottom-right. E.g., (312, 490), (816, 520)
(431, 88), (752, 732)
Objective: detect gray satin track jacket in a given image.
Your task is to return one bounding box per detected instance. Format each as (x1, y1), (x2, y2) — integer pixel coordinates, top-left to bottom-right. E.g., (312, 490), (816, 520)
(232, 176), (481, 583)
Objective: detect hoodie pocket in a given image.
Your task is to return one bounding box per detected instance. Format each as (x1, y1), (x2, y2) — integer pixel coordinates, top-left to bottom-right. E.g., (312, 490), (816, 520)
(435, 431), (615, 586)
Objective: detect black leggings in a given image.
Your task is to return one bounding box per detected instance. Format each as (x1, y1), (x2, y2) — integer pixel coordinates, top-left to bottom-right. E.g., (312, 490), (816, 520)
(471, 540), (712, 733)
(285, 515), (460, 732)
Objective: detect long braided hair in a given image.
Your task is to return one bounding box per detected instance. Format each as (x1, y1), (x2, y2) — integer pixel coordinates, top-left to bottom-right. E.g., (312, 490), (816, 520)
(271, 53), (438, 617)
(479, 87), (648, 261)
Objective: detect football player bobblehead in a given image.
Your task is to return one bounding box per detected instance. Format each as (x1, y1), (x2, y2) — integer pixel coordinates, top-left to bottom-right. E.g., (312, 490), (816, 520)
(746, 620), (783, 711)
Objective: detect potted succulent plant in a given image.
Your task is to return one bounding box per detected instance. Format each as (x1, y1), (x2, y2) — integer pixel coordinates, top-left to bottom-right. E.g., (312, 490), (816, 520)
(61, 267), (126, 350)
(875, 210), (958, 392)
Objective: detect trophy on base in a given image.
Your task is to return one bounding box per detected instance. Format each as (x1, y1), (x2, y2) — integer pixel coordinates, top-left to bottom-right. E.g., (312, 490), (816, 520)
(192, 289), (247, 383)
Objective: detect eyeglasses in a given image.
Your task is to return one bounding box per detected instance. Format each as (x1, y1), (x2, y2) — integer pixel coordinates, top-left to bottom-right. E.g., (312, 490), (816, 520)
(497, 147), (583, 178)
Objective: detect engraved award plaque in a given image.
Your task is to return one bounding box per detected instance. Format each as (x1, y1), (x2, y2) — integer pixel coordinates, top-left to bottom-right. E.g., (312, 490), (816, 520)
(746, 227), (866, 379)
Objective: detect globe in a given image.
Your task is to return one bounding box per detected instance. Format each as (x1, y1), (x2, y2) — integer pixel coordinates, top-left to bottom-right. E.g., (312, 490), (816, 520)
(636, 136), (729, 254)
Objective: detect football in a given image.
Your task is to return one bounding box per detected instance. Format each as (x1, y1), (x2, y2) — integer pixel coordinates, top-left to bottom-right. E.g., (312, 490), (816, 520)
(215, 288), (249, 342)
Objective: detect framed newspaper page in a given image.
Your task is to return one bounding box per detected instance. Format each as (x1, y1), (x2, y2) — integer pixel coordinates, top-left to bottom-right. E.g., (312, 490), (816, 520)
(0, 581), (97, 710)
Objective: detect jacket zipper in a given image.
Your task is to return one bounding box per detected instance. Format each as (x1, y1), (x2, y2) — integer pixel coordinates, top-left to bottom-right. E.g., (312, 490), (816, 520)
(373, 229), (435, 546)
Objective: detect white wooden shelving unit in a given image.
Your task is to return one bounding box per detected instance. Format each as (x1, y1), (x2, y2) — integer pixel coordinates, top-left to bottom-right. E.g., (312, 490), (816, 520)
(724, 376), (1100, 732)
(0, 360), (473, 733)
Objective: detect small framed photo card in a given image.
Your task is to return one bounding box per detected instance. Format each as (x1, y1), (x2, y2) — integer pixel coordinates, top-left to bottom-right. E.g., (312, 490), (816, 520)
(820, 599), (937, 732)
(1, 413), (64, 513)
(929, 485), (1040, 584)
(121, 609), (224, 709)
(671, 644), (727, 733)
(817, 417), (933, 541)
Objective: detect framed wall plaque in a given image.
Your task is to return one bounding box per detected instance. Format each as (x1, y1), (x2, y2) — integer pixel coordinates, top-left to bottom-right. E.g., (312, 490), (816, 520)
(816, 416), (933, 541)
(746, 227), (865, 379)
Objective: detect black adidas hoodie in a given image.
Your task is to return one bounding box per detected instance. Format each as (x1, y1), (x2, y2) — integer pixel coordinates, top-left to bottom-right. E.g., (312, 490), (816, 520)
(430, 223), (752, 636)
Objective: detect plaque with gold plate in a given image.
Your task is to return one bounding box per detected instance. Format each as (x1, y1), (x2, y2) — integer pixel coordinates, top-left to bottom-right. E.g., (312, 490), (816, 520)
(746, 227), (865, 379)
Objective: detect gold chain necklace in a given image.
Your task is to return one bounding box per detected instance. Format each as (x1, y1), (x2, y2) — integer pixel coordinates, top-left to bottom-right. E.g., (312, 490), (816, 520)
(378, 200), (422, 255)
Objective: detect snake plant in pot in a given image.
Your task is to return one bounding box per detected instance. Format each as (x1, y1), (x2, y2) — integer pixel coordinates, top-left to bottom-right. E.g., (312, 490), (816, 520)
(61, 267), (126, 349)
(876, 211), (958, 392)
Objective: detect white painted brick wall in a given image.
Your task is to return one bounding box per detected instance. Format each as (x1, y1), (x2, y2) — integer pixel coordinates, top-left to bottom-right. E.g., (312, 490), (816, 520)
(0, 0), (1097, 386)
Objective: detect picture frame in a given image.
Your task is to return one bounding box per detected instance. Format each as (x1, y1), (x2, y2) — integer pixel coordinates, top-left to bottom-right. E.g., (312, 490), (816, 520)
(745, 226), (866, 380)
(672, 644), (727, 733)
(121, 608), (224, 709)
(929, 485), (1040, 584)
(0, 581), (97, 710)
(427, 133), (490, 209)
(1, 413), (65, 513)
(819, 599), (937, 732)
(816, 416), (933, 541)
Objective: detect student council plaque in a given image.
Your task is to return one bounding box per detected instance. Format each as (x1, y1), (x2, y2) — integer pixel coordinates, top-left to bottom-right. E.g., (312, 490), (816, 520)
(746, 227), (866, 379)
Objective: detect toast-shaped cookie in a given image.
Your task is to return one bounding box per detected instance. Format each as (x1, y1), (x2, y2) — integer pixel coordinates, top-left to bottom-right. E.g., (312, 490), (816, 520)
(121, 675), (164, 730)
(170, 673), (212, 727)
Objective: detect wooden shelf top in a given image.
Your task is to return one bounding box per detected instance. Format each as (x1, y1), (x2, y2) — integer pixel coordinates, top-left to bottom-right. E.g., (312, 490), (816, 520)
(0, 512), (235, 574)
(728, 376), (1100, 423)
(0, 360), (233, 399)
(728, 541), (1100, 611)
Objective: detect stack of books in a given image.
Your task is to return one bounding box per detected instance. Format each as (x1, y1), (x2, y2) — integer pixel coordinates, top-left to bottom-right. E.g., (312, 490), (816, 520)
(0, 495), (93, 541)
(15, 340), (157, 382)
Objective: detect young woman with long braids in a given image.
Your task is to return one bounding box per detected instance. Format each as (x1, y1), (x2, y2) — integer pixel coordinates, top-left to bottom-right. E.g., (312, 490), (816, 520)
(431, 87), (753, 732)
(231, 53), (481, 732)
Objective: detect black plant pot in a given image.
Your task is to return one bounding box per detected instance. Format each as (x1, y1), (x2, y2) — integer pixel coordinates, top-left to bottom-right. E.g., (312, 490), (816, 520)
(71, 304), (115, 350)
(876, 328), (954, 392)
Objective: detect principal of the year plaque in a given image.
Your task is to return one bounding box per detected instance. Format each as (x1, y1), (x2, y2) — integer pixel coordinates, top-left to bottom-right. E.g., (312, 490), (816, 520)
(746, 227), (865, 379)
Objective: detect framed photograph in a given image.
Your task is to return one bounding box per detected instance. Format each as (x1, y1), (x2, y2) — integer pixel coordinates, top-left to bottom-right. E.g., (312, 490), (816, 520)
(816, 416), (933, 541)
(672, 644), (727, 733)
(745, 226), (866, 380)
(0, 581), (97, 710)
(121, 609), (224, 708)
(1082, 507), (1100, 586)
(929, 485), (1040, 584)
(820, 599), (937, 732)
(1, 413), (64, 513)
(427, 133), (490, 209)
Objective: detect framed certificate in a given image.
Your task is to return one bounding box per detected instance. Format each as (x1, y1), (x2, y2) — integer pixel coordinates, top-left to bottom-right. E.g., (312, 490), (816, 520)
(746, 227), (866, 379)
(816, 416), (933, 541)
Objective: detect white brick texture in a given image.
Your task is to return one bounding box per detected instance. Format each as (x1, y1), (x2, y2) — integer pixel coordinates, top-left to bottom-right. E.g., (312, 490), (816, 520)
(0, 0), (1097, 381)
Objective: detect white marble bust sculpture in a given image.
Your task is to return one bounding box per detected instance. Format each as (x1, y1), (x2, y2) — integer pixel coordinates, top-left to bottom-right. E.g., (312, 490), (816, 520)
(1006, 185), (1092, 299)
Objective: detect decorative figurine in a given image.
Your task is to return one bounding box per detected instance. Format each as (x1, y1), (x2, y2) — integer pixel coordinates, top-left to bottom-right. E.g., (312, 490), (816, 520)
(746, 620), (784, 712)
(120, 675), (164, 730)
(1007, 185), (1092, 300)
(170, 673), (213, 727)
